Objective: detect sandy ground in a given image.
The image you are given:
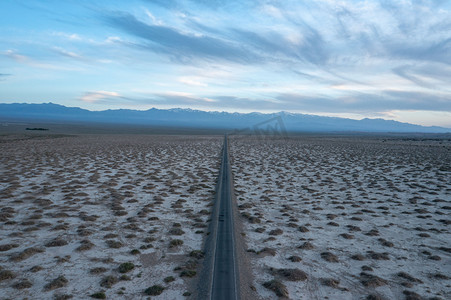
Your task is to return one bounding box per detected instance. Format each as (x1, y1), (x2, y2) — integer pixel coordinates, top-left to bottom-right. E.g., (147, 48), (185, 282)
(230, 136), (451, 300)
(0, 134), (221, 299)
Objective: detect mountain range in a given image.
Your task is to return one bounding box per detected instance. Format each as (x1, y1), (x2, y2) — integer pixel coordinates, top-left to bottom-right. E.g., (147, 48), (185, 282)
(0, 103), (449, 133)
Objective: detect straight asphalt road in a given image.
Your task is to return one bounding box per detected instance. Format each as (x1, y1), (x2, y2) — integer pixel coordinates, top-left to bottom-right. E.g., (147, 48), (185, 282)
(210, 135), (240, 300)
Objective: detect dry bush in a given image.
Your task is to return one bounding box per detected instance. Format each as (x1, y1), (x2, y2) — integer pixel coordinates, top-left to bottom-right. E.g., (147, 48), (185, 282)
(350, 254), (366, 261)
(367, 251), (390, 260)
(378, 238), (394, 247)
(403, 290), (423, 300)
(144, 285), (165, 296)
(269, 228), (283, 236)
(90, 267), (107, 275)
(169, 227), (185, 235)
(327, 221), (340, 227)
(30, 265), (43, 272)
(257, 247), (276, 256)
(263, 279), (289, 298)
(298, 226), (309, 232)
(45, 238), (68, 247)
(169, 239), (184, 248)
(360, 272), (387, 287)
(275, 268), (307, 281)
(298, 241), (315, 250)
(13, 278), (33, 289)
(340, 233), (354, 239)
(288, 255), (302, 262)
(105, 240), (123, 249)
(118, 262), (135, 273)
(100, 275), (118, 288)
(0, 269), (16, 281)
(44, 275), (68, 291)
(320, 278), (340, 288)
(10, 247), (45, 262)
(76, 240), (94, 251)
(321, 252), (339, 262)
(0, 243), (19, 252)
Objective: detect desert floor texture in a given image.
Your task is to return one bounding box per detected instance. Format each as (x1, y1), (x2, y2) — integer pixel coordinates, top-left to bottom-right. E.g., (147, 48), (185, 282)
(0, 134), (221, 299)
(230, 136), (450, 300)
(0, 134), (450, 300)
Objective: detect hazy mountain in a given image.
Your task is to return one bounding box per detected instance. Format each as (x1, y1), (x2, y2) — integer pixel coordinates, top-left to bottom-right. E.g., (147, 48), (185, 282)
(0, 102), (449, 133)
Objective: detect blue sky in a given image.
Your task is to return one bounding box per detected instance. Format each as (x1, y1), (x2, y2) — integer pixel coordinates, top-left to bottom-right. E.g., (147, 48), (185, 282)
(1, 0), (450, 127)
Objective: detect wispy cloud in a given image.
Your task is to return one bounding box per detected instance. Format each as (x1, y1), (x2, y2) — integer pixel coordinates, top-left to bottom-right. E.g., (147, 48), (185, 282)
(2, 50), (75, 70)
(81, 91), (121, 103)
(105, 12), (255, 64)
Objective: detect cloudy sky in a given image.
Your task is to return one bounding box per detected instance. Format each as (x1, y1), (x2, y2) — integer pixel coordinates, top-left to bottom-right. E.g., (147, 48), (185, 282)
(1, 0), (450, 127)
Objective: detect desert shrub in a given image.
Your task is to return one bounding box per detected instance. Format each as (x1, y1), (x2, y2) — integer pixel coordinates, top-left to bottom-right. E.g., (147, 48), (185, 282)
(269, 228), (283, 236)
(361, 265), (373, 271)
(90, 267), (107, 275)
(298, 226), (309, 232)
(180, 270), (197, 277)
(189, 250), (204, 259)
(432, 273), (449, 280)
(103, 233), (118, 239)
(100, 275), (118, 288)
(130, 249), (141, 255)
(169, 239), (184, 248)
(0, 270), (16, 281)
(53, 294), (73, 300)
(360, 272), (387, 287)
(378, 238), (394, 247)
(10, 247), (45, 262)
(30, 265), (43, 272)
(367, 251), (389, 260)
(365, 229), (380, 236)
(320, 278), (340, 288)
(321, 252), (339, 262)
(118, 262), (135, 273)
(327, 221), (340, 226)
(350, 254), (365, 261)
(288, 255), (302, 262)
(298, 242), (314, 250)
(13, 278), (32, 289)
(164, 276), (175, 283)
(0, 243), (19, 252)
(340, 233), (354, 239)
(257, 247), (276, 256)
(397, 272), (422, 283)
(276, 268), (307, 281)
(143, 237), (156, 243)
(45, 238), (68, 247)
(169, 228), (185, 235)
(106, 240), (123, 249)
(263, 279), (289, 298)
(90, 292), (106, 299)
(403, 290), (423, 300)
(76, 240), (94, 251)
(255, 227), (265, 233)
(44, 275), (68, 291)
(144, 285), (165, 296)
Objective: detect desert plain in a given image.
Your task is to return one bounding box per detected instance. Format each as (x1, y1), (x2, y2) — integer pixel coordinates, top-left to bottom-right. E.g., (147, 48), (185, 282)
(0, 133), (450, 300)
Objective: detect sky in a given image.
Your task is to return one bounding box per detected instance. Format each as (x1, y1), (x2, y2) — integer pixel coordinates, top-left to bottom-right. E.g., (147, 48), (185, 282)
(1, 0), (451, 127)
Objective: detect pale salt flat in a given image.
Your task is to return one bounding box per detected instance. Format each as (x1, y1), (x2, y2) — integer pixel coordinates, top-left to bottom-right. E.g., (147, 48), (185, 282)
(0, 135), (221, 299)
(230, 136), (451, 300)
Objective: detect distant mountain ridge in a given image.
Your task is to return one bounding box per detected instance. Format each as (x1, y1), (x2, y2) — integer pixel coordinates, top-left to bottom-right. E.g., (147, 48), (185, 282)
(0, 102), (449, 133)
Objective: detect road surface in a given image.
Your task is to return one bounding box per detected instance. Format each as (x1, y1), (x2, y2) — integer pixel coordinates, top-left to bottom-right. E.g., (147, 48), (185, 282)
(210, 135), (240, 300)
